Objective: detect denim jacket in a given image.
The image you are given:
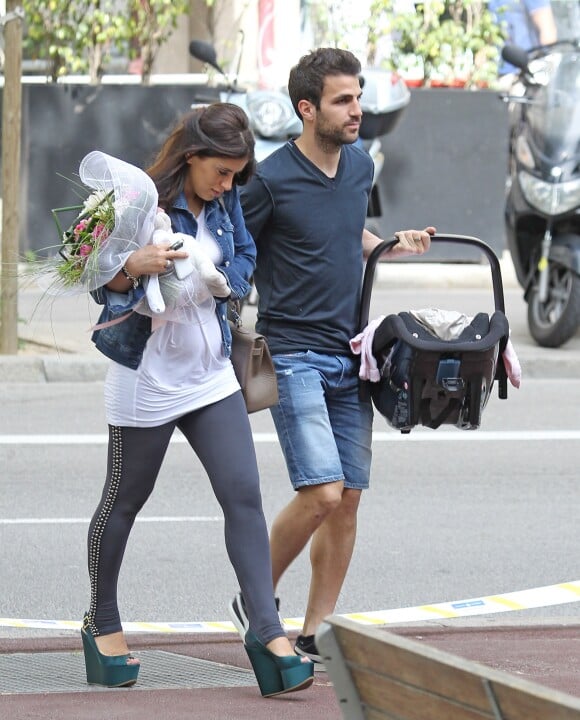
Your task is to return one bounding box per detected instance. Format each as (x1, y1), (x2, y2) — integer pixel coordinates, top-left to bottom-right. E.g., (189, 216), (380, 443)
(91, 187), (256, 370)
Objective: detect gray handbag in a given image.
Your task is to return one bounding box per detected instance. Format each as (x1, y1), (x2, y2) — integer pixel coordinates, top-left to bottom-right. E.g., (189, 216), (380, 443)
(229, 303), (278, 413)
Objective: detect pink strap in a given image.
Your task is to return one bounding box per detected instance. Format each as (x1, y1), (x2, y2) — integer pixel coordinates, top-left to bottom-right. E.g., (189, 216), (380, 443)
(502, 338), (522, 388)
(90, 310), (134, 332)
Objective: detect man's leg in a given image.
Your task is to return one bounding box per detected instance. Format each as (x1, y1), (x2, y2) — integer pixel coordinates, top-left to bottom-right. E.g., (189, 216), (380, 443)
(268, 351), (372, 657)
(297, 354), (373, 640)
(301, 487), (361, 636)
(268, 353), (347, 591)
(270, 481), (344, 590)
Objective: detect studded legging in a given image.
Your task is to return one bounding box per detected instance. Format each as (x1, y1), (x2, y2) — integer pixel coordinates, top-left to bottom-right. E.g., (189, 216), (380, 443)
(85, 390), (283, 645)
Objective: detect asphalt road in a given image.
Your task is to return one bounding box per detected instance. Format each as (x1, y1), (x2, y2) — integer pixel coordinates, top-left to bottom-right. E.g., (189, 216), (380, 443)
(1, 375), (579, 638)
(2, 262), (579, 639)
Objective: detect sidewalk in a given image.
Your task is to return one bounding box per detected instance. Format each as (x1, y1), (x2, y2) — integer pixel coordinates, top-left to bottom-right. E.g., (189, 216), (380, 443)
(1, 621), (580, 719)
(4, 254), (580, 382)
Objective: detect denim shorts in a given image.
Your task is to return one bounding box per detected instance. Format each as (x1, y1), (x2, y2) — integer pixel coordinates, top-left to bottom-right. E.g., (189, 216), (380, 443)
(270, 351), (373, 491)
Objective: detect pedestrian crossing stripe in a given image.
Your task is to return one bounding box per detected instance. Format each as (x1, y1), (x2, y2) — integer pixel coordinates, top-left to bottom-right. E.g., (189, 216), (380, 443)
(1, 579), (579, 633)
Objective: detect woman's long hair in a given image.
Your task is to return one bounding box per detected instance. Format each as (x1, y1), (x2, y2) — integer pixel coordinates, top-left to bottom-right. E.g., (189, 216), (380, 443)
(146, 103), (256, 209)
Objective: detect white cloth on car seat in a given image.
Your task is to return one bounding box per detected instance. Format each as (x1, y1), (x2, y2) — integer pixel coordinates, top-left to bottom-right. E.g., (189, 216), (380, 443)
(409, 308), (473, 340)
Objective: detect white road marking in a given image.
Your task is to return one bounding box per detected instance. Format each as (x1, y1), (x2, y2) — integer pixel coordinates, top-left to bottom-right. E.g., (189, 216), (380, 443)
(0, 430), (579, 445)
(0, 516), (221, 525)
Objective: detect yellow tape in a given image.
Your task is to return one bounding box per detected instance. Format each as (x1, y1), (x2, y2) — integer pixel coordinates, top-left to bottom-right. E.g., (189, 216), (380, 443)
(418, 605), (459, 618)
(1, 579), (579, 633)
(487, 596), (526, 610)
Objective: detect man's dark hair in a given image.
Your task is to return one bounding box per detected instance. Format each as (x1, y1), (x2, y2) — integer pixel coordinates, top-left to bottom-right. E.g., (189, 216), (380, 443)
(288, 47), (362, 119)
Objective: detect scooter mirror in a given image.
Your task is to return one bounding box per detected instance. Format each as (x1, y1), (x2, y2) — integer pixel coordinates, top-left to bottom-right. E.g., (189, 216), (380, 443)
(189, 40), (222, 74)
(501, 44), (530, 73)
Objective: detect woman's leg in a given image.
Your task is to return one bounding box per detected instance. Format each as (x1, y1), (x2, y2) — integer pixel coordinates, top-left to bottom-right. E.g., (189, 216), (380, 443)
(177, 392), (283, 645)
(86, 422), (175, 641)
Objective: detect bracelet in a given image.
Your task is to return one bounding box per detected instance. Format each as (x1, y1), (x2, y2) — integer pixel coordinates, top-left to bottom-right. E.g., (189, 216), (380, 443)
(121, 266), (141, 290)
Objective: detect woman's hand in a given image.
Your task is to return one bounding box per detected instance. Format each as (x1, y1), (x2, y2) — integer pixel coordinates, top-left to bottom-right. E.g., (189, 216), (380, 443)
(106, 244), (190, 292)
(124, 243), (189, 277)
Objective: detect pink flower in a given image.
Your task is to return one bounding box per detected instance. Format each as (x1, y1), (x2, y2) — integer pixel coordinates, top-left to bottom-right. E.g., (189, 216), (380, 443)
(79, 244), (93, 257)
(92, 223), (110, 242)
(74, 219), (88, 235)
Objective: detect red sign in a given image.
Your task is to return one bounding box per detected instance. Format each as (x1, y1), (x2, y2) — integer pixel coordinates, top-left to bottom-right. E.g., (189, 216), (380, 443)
(258, 0), (275, 88)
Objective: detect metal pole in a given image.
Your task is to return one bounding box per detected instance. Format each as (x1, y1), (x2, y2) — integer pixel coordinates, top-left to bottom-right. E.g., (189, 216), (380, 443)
(0, 2), (23, 355)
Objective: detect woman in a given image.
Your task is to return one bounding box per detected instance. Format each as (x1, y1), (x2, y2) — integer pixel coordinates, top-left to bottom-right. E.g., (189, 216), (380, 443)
(82, 103), (314, 697)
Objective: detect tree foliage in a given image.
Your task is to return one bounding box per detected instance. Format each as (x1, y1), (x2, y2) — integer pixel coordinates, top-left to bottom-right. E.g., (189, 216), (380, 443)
(21, 0), (189, 84)
(126, 0), (188, 85)
(382, 0), (507, 87)
(301, 0), (507, 88)
(22, 0), (91, 82)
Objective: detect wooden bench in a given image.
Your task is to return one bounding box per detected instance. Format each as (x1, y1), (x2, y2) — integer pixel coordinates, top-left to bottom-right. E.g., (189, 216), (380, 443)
(316, 616), (580, 720)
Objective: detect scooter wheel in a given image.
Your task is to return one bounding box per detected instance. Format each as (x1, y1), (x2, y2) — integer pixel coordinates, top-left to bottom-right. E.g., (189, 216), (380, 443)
(527, 267), (580, 348)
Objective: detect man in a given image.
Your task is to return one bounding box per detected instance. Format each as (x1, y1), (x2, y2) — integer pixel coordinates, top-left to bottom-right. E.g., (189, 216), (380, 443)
(229, 47), (434, 662)
(490, 0), (557, 76)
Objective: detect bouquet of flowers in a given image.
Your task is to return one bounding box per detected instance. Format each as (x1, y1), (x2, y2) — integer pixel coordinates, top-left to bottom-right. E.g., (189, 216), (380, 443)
(53, 189), (116, 288)
(43, 151), (216, 323)
(49, 150), (158, 294)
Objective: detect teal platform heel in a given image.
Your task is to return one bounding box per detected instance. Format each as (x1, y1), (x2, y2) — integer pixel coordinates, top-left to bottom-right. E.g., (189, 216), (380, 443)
(244, 630), (314, 697)
(81, 614), (140, 688)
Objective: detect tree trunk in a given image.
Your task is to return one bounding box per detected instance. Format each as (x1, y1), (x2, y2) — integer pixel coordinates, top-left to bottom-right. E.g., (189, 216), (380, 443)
(0, 0), (23, 354)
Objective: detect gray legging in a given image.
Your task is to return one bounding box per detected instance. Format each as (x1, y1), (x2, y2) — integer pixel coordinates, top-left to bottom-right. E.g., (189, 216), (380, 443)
(85, 390), (283, 645)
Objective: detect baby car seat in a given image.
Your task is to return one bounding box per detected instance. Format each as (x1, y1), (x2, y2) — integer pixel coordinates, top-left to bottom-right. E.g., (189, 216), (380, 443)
(370, 310), (509, 432)
(359, 235), (510, 434)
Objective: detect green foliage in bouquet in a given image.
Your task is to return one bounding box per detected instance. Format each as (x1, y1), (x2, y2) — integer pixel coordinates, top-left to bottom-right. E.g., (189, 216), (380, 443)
(52, 190), (115, 287)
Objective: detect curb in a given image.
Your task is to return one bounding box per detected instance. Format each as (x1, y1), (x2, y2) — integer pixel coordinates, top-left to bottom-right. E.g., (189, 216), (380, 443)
(374, 252), (520, 290)
(4, 254), (578, 382)
(1, 354), (108, 383)
(3, 345), (576, 383)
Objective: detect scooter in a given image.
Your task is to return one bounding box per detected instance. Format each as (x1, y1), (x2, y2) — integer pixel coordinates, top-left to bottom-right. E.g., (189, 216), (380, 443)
(500, 38), (580, 347)
(357, 67), (410, 235)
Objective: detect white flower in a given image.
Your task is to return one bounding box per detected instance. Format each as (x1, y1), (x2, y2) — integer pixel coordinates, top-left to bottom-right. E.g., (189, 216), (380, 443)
(82, 190), (109, 214)
(114, 196), (129, 215)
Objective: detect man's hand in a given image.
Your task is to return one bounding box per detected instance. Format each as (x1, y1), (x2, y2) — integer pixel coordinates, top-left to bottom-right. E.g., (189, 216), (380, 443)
(362, 226), (435, 260)
(391, 226), (435, 258)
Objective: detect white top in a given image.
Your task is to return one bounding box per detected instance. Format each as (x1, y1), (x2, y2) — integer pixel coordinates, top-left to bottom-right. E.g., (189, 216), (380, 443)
(104, 208), (239, 427)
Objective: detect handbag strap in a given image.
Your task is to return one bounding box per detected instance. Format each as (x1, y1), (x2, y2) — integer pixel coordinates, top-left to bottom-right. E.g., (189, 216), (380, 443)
(229, 299), (243, 328)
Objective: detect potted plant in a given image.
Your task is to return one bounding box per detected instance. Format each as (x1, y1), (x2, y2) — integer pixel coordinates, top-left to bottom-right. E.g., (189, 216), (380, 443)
(370, 0), (507, 89)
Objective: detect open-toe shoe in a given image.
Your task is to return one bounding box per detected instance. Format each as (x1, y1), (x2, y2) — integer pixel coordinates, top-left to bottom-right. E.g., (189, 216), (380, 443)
(244, 630), (314, 698)
(81, 614), (140, 688)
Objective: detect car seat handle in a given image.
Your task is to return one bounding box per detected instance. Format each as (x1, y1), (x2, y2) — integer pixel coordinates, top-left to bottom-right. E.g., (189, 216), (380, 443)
(359, 233), (506, 332)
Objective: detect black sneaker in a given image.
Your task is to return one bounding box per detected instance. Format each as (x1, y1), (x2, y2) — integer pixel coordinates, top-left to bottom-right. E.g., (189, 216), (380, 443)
(294, 633), (323, 664)
(228, 592), (249, 641)
(228, 592), (281, 642)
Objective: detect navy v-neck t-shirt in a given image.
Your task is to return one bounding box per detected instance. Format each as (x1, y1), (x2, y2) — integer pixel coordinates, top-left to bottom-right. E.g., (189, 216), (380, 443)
(240, 140), (374, 356)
